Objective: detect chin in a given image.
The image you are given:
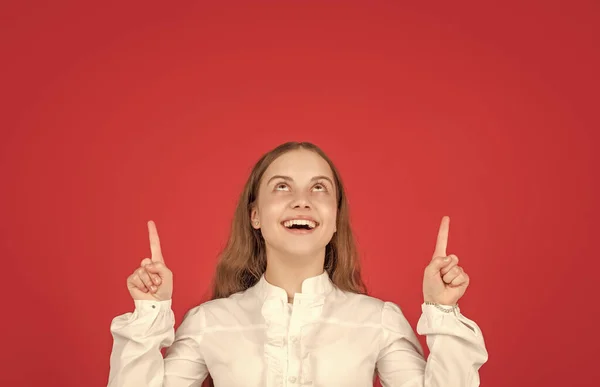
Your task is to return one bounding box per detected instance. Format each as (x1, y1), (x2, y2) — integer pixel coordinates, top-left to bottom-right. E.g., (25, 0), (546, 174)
(263, 228), (334, 258)
(273, 241), (327, 259)
(285, 247), (324, 258)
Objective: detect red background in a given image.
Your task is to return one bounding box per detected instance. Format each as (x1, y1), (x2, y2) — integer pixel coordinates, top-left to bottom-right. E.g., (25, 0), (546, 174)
(1, 1), (597, 386)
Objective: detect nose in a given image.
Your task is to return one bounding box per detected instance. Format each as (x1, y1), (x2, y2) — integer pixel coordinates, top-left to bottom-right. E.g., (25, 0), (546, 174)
(289, 191), (312, 209)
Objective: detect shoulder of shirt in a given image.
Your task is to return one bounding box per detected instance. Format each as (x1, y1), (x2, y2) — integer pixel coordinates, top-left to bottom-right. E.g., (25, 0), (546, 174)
(336, 287), (393, 304)
(331, 288), (401, 316)
(178, 287), (256, 320)
(338, 291), (413, 331)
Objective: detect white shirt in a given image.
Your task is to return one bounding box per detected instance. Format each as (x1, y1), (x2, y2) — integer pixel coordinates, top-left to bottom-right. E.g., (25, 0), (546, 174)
(108, 272), (488, 387)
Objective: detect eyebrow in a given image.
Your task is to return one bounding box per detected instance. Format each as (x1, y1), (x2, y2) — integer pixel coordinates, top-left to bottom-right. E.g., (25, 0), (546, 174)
(266, 175), (335, 187)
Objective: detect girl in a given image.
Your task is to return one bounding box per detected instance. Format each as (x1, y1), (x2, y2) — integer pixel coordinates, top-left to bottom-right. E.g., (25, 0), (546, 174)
(108, 142), (488, 387)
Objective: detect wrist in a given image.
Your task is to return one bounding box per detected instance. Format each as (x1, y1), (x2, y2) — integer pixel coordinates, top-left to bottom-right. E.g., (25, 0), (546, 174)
(423, 301), (458, 313)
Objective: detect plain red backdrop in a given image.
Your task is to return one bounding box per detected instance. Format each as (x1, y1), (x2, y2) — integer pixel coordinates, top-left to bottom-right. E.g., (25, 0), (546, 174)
(1, 1), (597, 386)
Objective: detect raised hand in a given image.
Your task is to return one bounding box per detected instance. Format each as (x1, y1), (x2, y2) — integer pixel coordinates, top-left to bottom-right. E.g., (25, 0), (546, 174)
(422, 216), (470, 306)
(126, 221), (174, 301)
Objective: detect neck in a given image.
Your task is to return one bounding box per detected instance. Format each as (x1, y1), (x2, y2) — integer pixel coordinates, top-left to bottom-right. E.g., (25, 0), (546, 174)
(264, 248), (325, 303)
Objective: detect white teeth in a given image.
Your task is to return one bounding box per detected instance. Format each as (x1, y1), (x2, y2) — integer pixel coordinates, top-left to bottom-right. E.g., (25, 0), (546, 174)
(283, 219), (317, 229)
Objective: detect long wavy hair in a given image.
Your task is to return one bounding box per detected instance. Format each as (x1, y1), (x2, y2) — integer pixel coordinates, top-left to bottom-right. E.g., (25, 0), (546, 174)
(210, 141), (366, 299)
(203, 141), (366, 386)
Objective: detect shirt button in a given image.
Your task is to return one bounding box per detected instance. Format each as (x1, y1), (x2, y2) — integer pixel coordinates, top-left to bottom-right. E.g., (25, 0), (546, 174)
(290, 336), (298, 344)
(288, 376), (297, 383)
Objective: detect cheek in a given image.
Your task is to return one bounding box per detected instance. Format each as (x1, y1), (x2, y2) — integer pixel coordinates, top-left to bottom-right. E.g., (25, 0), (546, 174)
(316, 197), (337, 221)
(257, 196), (287, 222)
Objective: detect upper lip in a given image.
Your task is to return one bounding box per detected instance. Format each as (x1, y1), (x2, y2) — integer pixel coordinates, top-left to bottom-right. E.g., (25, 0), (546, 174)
(281, 215), (319, 224)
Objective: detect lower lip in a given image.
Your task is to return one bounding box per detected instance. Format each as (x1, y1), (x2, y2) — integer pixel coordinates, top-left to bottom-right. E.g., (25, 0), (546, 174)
(281, 224), (318, 234)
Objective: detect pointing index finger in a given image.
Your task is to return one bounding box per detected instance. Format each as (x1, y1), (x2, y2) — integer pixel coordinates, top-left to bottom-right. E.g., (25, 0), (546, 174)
(433, 216), (450, 258)
(148, 220), (164, 263)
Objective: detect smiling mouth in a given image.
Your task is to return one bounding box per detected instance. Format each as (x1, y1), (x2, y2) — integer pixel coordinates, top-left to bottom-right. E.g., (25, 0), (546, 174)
(281, 219), (319, 230)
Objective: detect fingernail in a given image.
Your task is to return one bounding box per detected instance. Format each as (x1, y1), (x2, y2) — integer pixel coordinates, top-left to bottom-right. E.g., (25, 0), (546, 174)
(154, 277), (160, 284)
(151, 285), (157, 292)
(443, 257), (450, 261)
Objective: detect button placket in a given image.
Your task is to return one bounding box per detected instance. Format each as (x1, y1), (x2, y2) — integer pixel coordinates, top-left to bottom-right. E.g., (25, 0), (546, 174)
(286, 302), (306, 386)
(286, 330), (302, 384)
(295, 295), (324, 387)
(262, 297), (290, 387)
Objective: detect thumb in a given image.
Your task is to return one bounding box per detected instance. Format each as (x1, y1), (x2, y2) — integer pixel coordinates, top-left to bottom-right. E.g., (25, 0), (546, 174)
(145, 261), (171, 277)
(427, 256), (452, 273)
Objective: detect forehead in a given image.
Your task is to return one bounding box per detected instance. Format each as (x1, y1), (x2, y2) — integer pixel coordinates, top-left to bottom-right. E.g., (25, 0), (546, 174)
(263, 149), (334, 180)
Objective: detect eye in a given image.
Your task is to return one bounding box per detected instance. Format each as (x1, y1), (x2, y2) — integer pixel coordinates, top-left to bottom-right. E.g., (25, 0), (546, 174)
(313, 182), (328, 192)
(274, 182), (290, 191)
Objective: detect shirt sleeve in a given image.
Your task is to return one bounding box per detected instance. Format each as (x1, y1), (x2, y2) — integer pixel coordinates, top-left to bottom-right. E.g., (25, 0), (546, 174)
(108, 299), (209, 387)
(376, 301), (489, 387)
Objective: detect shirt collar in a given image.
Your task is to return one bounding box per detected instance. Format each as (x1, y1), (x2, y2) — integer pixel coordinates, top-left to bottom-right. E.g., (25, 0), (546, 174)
(251, 270), (334, 303)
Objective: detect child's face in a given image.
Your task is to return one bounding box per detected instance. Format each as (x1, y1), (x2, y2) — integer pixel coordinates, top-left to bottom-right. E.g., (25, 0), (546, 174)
(252, 149), (338, 260)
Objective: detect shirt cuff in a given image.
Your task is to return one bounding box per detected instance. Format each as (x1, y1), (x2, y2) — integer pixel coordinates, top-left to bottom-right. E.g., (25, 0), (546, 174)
(419, 303), (481, 334)
(134, 299), (172, 314)
(421, 303), (460, 326)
